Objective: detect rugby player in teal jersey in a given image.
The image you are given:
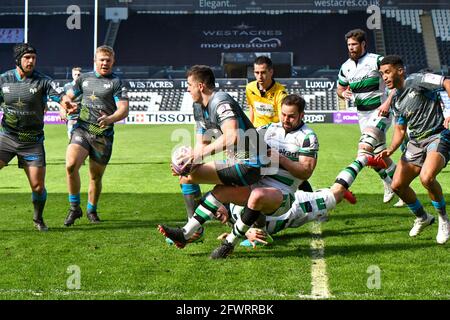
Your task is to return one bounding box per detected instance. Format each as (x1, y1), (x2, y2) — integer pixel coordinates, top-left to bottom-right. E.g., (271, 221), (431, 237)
(377, 55), (450, 244)
(0, 43), (65, 231)
(62, 46), (129, 226)
(158, 65), (268, 245)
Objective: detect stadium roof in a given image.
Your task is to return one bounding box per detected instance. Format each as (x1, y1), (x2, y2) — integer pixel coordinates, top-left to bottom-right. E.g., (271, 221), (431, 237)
(1, 0), (449, 15)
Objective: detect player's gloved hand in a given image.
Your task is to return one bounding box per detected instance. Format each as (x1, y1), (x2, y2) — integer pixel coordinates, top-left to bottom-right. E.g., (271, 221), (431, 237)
(245, 228), (269, 248)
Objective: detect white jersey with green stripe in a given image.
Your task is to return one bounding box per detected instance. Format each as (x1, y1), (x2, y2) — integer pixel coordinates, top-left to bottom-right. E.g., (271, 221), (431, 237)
(261, 121), (319, 194)
(338, 52), (385, 112)
(229, 188), (336, 235)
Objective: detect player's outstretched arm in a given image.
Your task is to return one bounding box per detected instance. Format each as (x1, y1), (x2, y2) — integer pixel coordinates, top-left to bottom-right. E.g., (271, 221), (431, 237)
(377, 123), (406, 159)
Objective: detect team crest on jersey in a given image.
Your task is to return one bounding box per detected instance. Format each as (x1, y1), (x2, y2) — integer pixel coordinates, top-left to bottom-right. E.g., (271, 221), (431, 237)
(29, 87), (37, 94)
(2, 86), (10, 93)
(82, 81), (89, 87)
(104, 83), (112, 89)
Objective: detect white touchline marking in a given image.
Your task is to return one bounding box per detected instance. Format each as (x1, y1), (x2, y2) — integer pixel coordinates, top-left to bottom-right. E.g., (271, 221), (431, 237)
(309, 222), (331, 299)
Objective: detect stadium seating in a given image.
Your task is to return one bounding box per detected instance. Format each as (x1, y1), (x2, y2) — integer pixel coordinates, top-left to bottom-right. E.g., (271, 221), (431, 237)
(281, 80), (338, 112)
(126, 84), (246, 113)
(431, 9), (450, 67)
(382, 9), (428, 71)
(125, 78), (338, 113)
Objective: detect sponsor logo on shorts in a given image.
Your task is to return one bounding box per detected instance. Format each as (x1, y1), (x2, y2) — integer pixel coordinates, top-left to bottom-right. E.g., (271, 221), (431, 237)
(404, 151), (413, 160)
(24, 155), (40, 161)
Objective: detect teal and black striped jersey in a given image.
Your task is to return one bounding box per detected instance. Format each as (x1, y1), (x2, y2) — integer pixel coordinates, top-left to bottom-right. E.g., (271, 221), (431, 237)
(0, 69), (61, 141)
(338, 52), (384, 111)
(71, 71), (129, 135)
(392, 72), (447, 141)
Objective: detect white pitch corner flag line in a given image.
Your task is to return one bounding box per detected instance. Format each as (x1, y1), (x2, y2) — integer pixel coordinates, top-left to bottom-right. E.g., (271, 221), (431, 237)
(308, 221), (332, 299)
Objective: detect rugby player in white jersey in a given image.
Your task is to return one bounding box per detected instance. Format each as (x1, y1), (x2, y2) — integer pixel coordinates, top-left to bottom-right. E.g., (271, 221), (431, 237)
(337, 29), (402, 207)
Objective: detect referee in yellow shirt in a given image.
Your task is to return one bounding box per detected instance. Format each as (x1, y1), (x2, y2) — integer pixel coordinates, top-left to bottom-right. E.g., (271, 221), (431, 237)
(246, 56), (287, 127)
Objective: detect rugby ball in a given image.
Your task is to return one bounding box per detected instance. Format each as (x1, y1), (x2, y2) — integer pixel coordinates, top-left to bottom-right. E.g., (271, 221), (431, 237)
(171, 145), (197, 176)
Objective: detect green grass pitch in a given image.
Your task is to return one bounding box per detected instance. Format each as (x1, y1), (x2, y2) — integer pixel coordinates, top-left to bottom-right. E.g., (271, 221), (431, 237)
(0, 124), (448, 300)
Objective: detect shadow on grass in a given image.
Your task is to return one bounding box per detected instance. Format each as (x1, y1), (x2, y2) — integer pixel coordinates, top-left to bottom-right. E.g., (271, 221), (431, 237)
(0, 221), (157, 234)
(239, 242), (437, 258)
(193, 239), (440, 260)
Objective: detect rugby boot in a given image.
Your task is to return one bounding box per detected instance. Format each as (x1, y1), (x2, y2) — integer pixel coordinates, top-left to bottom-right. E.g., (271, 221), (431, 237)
(210, 241), (234, 259)
(64, 206), (83, 226)
(33, 219), (48, 232)
(393, 198), (406, 208)
(166, 227), (204, 245)
(365, 155), (388, 169)
(158, 224), (187, 249)
(343, 189), (357, 204)
(436, 216), (450, 244)
(383, 180), (395, 203)
(87, 212), (101, 224)
(409, 213), (435, 237)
